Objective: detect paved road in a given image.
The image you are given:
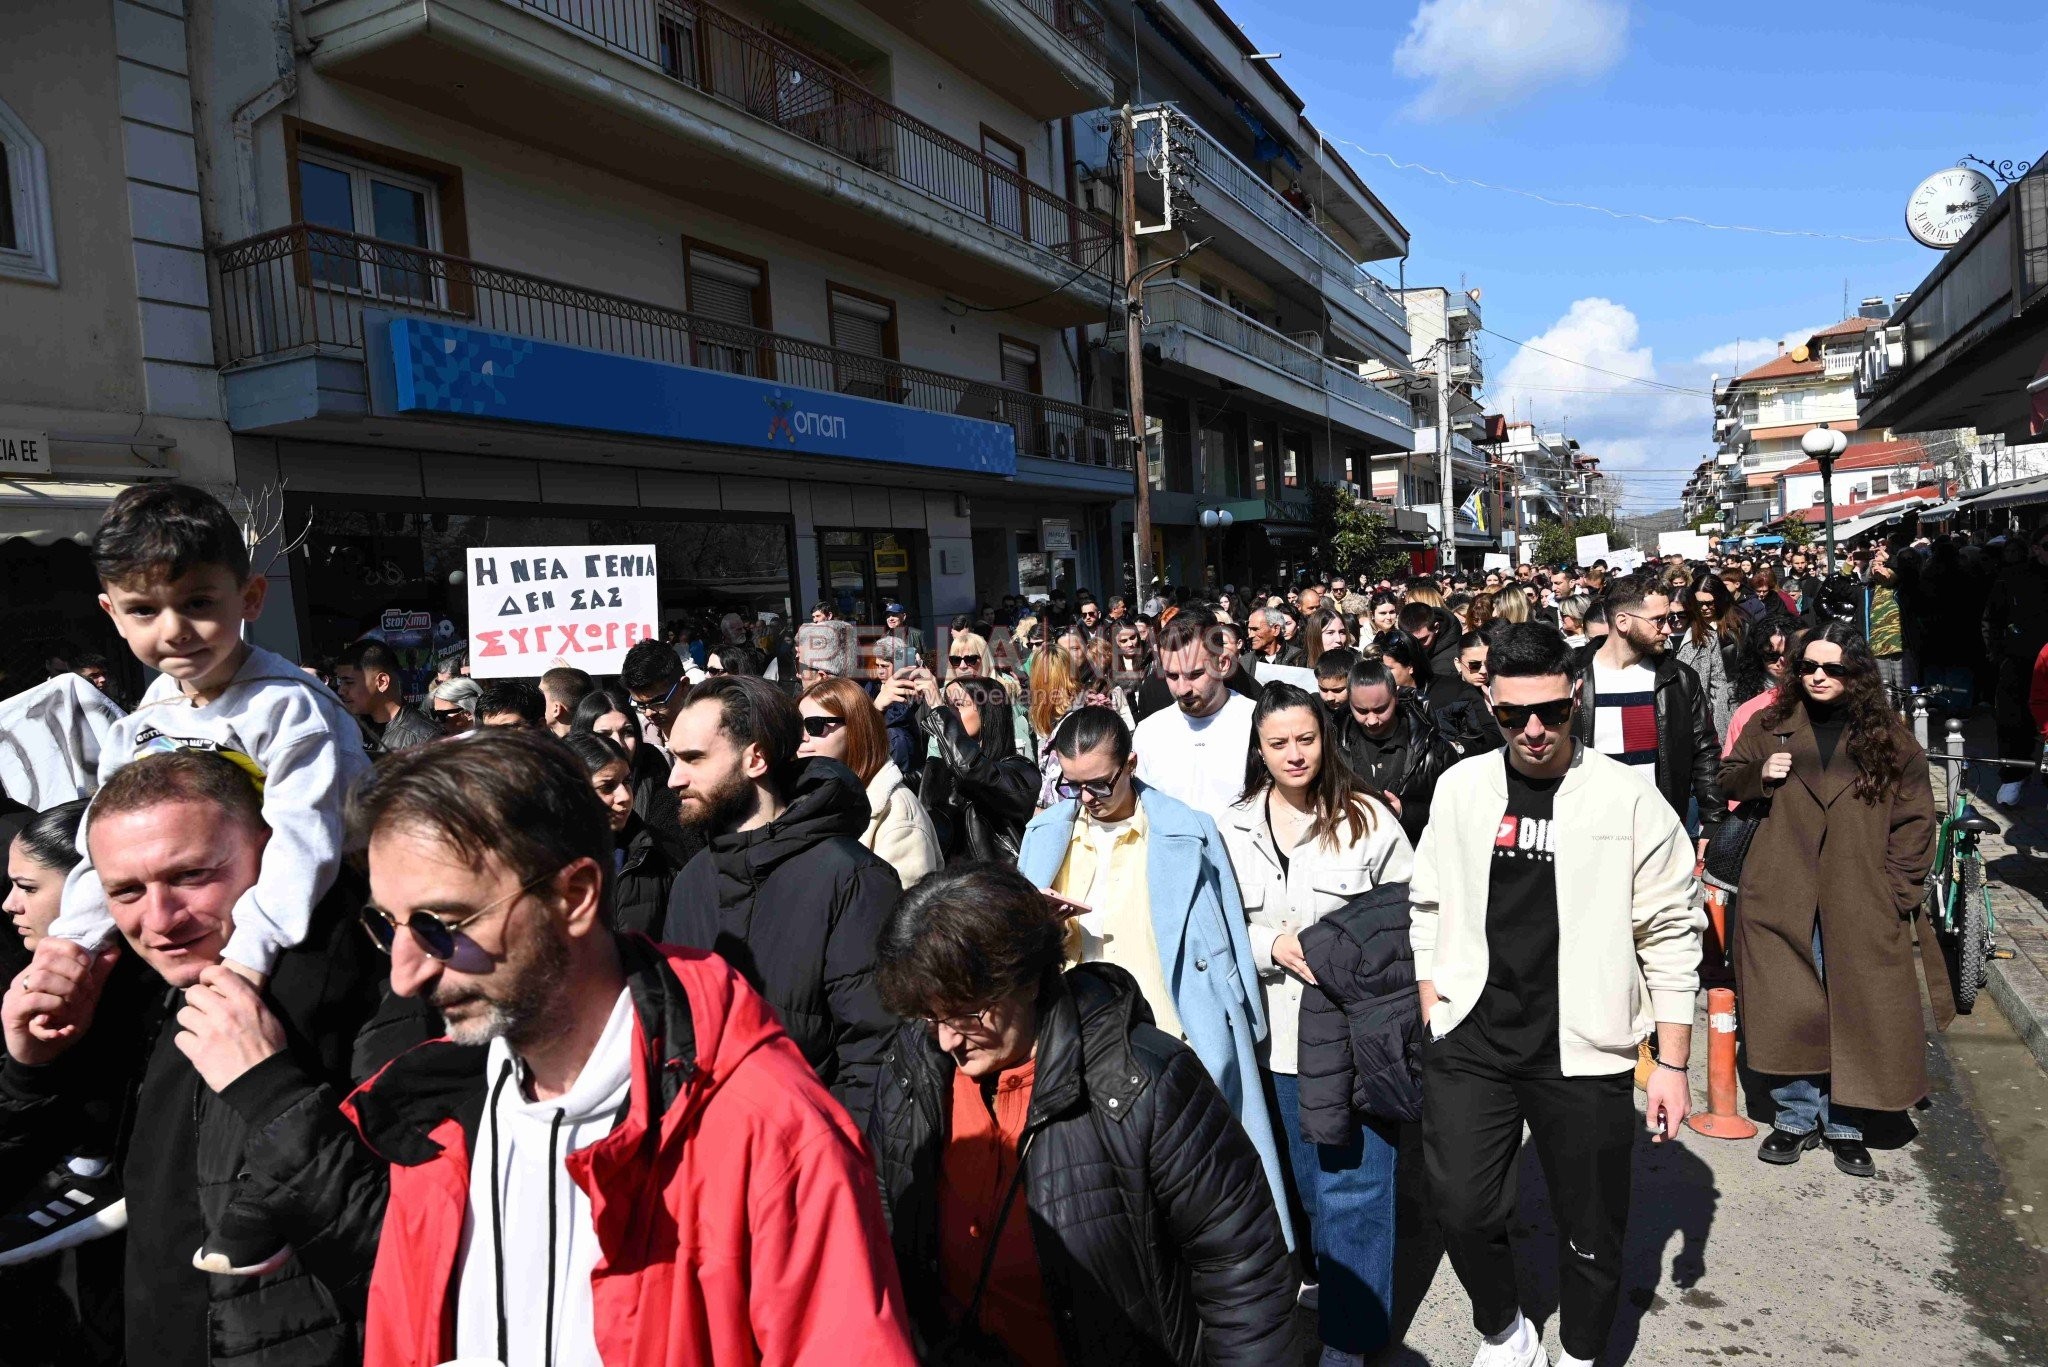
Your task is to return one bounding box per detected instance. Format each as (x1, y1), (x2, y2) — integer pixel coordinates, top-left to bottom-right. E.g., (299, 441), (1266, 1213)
(1349, 993), (2048, 1365)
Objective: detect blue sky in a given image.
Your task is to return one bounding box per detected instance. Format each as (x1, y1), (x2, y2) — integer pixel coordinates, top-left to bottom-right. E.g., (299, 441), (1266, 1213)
(1232, 0), (2048, 509)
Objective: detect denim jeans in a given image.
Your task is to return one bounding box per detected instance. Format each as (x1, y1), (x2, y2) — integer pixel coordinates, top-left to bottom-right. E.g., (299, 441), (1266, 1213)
(1767, 919), (1865, 1141)
(1271, 1072), (1399, 1354)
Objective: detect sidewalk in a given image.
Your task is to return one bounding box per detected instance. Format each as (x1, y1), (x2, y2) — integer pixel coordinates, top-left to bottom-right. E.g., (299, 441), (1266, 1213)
(1927, 714), (2048, 1073)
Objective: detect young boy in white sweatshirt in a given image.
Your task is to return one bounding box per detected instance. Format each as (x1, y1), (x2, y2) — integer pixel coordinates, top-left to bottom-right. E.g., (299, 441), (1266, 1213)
(51, 482), (371, 990)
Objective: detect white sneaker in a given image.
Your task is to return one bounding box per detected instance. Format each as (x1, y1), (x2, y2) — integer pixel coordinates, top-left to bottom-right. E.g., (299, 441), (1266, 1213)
(1998, 780), (2024, 806)
(1472, 1313), (1549, 1367)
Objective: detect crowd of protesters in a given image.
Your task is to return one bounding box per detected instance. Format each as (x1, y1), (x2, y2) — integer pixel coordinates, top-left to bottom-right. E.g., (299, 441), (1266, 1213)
(0, 478), (2018, 1367)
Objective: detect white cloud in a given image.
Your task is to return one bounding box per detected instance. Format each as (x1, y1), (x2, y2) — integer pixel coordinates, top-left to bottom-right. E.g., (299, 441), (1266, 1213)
(1691, 326), (1825, 372)
(1489, 297), (1705, 512)
(1393, 0), (1630, 120)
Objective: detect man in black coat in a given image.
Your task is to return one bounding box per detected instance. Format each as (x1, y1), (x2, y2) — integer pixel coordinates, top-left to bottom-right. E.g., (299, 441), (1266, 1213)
(864, 864), (1297, 1365)
(661, 675), (900, 1127)
(0, 751), (416, 1367)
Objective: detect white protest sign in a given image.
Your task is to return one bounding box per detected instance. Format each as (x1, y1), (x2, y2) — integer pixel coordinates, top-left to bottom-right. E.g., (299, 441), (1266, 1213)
(1254, 662), (1319, 693)
(1482, 553), (1510, 571)
(467, 544), (658, 678)
(1609, 548), (1645, 574)
(1574, 532), (1611, 564)
(1659, 530), (1712, 561)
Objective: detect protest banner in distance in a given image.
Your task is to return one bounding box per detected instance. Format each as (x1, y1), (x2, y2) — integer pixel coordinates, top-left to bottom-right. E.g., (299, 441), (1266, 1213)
(1574, 532), (1611, 565)
(1658, 530), (1712, 561)
(467, 544), (658, 678)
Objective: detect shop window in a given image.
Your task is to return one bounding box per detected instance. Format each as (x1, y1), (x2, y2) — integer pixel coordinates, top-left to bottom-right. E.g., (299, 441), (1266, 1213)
(0, 95), (56, 284)
(981, 127), (1026, 236)
(828, 285), (897, 398)
(1252, 431), (1269, 495)
(686, 243), (772, 376)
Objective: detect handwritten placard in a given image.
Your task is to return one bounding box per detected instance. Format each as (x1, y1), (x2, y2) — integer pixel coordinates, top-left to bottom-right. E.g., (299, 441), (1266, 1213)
(466, 544), (658, 678)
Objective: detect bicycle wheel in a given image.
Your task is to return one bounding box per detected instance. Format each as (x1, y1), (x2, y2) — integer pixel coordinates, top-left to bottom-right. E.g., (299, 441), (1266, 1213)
(1952, 854), (1988, 1014)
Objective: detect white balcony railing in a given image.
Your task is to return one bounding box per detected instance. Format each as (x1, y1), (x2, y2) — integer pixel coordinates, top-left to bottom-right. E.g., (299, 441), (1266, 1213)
(1143, 279), (1411, 429)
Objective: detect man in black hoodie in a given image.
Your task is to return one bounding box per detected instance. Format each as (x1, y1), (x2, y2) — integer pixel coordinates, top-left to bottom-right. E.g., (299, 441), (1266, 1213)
(661, 675), (901, 1127)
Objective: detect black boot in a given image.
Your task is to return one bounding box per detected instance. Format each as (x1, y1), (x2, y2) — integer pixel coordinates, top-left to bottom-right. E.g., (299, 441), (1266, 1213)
(1826, 1137), (1875, 1178)
(1757, 1129), (1819, 1165)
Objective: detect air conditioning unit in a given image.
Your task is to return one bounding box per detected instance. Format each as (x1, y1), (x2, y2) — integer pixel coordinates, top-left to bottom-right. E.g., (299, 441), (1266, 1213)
(1080, 178), (1115, 217)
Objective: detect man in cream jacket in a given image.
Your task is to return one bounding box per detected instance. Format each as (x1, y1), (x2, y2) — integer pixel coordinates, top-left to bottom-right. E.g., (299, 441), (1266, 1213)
(1410, 623), (1702, 1367)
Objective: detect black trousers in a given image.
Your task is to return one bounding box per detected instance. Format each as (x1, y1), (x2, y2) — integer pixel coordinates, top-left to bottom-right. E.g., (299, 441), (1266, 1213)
(1421, 1026), (1636, 1362)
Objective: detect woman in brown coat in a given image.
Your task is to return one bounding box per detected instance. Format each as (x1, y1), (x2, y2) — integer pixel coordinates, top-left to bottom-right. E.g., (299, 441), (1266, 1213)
(1720, 620), (1942, 1179)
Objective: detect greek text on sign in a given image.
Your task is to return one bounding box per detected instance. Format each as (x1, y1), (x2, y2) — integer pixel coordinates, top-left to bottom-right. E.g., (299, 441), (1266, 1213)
(466, 544), (659, 678)
(0, 431), (51, 474)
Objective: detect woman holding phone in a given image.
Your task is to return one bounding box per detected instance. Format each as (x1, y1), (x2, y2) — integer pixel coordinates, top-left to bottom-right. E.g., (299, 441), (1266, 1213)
(1219, 683), (1413, 1365)
(1720, 621), (1940, 1179)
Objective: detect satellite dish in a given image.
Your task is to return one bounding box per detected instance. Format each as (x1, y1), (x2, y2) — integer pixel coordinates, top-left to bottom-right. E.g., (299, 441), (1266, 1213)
(1790, 345), (1810, 363)
(1469, 287), (1483, 301)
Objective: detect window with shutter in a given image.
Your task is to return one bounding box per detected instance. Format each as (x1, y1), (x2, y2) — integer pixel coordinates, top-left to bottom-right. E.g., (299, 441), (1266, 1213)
(1000, 340), (1040, 393)
(688, 249), (765, 375)
(829, 288), (894, 397)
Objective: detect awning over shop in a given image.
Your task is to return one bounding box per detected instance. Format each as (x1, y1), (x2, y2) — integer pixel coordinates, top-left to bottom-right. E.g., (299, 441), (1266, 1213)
(1958, 472), (2048, 513)
(0, 480), (136, 545)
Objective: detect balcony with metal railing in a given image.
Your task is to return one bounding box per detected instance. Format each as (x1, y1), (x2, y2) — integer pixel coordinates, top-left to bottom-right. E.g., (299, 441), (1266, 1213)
(1112, 107), (1410, 366)
(1124, 280), (1412, 450)
(846, 0), (1113, 117)
(214, 224), (1127, 473)
(302, 0), (1116, 323)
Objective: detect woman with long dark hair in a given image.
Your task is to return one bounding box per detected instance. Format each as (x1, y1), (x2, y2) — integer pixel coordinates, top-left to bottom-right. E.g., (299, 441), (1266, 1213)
(1219, 683), (1412, 1364)
(916, 672), (1041, 863)
(1725, 612), (1802, 753)
(1720, 621), (1939, 1179)
(562, 730), (677, 938)
(1692, 572), (1745, 682)
(570, 685), (697, 866)
(1303, 605), (1353, 668)
(1672, 578), (1733, 736)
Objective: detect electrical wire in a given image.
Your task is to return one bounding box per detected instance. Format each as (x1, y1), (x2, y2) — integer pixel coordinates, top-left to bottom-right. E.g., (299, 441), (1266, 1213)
(1331, 142), (1912, 245)
(1482, 326), (1710, 396)
(949, 238), (1118, 315)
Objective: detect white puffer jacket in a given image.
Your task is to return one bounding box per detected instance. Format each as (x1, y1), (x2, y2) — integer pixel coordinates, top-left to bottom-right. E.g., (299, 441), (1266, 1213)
(863, 760), (943, 890)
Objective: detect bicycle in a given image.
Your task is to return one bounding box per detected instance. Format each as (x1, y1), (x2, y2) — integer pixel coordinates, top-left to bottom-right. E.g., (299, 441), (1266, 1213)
(1922, 748), (2035, 1012)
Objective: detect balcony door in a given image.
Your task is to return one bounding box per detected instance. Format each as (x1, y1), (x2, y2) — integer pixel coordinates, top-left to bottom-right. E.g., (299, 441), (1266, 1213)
(686, 245), (770, 377)
(981, 128), (1026, 237)
(828, 285), (897, 400)
(296, 150), (442, 306)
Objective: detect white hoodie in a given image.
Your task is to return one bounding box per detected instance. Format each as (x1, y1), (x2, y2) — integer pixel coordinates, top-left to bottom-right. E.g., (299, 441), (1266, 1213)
(454, 988), (634, 1367)
(53, 643), (373, 975)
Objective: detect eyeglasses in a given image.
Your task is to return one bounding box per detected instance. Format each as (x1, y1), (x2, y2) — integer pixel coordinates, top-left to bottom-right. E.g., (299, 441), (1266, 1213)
(1080, 609), (1100, 619)
(1795, 659), (1853, 680)
(947, 655), (981, 668)
(921, 1006), (995, 1035)
(631, 678), (680, 714)
(1054, 775), (1120, 801)
(432, 708), (471, 729)
(360, 866), (563, 960)
(1491, 697), (1574, 730)
(801, 714), (847, 738)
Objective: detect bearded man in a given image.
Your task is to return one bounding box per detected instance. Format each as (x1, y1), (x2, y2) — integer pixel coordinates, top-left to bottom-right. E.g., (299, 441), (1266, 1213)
(659, 675), (901, 1128)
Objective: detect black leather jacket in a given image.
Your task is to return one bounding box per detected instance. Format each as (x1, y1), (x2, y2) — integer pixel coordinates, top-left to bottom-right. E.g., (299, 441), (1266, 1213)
(1340, 700), (1457, 847)
(915, 702), (1038, 864)
(865, 964), (1298, 1365)
(1571, 642), (1724, 826)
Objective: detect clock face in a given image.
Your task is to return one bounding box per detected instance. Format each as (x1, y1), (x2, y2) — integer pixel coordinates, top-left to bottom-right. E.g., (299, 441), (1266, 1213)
(1905, 167), (1997, 248)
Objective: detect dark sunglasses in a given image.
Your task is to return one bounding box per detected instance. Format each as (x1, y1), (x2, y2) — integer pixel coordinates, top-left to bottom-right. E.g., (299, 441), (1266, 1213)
(360, 867), (562, 959)
(947, 655), (981, 668)
(1760, 649), (1784, 663)
(1491, 697), (1574, 730)
(1055, 775), (1120, 801)
(630, 678), (680, 714)
(1795, 659), (1853, 680)
(432, 708), (470, 728)
(802, 714), (847, 737)
(704, 665), (728, 677)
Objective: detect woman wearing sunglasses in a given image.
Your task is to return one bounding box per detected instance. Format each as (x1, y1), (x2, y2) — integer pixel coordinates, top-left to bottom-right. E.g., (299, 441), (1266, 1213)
(1720, 621), (1941, 1179)
(562, 731), (678, 938)
(799, 676), (942, 889)
(1218, 683), (1412, 1366)
(1722, 612), (1802, 757)
(914, 673), (1039, 864)
(1671, 579), (1733, 738)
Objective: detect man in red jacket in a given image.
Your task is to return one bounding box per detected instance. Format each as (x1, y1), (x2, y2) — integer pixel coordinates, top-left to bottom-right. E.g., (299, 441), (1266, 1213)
(342, 729), (915, 1366)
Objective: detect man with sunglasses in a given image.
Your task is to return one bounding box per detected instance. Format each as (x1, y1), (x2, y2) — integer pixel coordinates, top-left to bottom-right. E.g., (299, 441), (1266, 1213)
(0, 749), (420, 1365)
(344, 729), (917, 1366)
(1412, 624), (1701, 1367)
(620, 640), (695, 751)
(1571, 573), (1724, 846)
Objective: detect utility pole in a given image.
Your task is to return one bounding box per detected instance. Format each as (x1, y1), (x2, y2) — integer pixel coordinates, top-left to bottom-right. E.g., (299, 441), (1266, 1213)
(1435, 331), (1456, 573)
(1121, 104), (1153, 610)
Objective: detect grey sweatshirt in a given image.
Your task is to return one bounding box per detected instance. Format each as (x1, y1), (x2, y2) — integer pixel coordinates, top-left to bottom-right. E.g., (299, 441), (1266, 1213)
(54, 644), (373, 975)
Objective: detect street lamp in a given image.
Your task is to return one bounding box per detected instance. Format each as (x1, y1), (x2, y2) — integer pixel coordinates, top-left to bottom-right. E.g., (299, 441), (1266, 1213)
(1800, 424), (1850, 576)
(1199, 506), (1233, 590)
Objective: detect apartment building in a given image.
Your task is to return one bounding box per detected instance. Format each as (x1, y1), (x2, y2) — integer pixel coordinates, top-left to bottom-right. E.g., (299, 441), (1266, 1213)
(1702, 303), (1894, 528)
(1379, 284), (1489, 556)
(1075, 0), (1415, 590)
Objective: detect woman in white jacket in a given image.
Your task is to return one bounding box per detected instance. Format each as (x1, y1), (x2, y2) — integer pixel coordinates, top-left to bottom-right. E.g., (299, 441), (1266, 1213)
(798, 676), (942, 889)
(1221, 682), (1413, 1367)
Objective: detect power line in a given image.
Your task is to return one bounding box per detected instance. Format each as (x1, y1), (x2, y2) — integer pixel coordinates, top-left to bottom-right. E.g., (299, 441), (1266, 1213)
(1332, 142), (1912, 245)
(1482, 326), (1711, 396)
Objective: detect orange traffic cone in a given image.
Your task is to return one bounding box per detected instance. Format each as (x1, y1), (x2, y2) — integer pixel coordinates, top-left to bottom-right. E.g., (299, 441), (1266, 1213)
(1700, 884), (1736, 986)
(1685, 986), (1757, 1139)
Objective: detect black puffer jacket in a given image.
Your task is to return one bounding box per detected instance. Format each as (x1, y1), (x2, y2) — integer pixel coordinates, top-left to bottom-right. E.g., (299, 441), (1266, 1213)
(915, 703), (1038, 864)
(630, 738), (702, 870)
(1340, 700), (1457, 847)
(662, 757), (901, 1127)
(866, 964), (1299, 1366)
(1296, 882), (1424, 1144)
(1570, 641), (1725, 826)
(0, 879), (431, 1366)
(611, 811), (677, 938)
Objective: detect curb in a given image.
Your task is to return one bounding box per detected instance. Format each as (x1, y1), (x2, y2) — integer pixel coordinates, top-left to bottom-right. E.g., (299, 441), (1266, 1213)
(1988, 946), (2048, 1076)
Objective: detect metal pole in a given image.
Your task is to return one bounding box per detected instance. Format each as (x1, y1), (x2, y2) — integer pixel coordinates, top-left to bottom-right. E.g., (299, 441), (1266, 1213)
(1436, 334), (1455, 573)
(1819, 453), (1838, 577)
(1121, 104), (1152, 609)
